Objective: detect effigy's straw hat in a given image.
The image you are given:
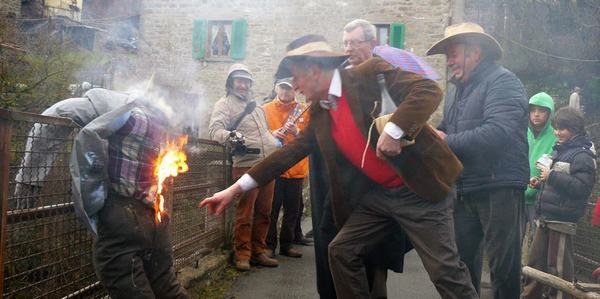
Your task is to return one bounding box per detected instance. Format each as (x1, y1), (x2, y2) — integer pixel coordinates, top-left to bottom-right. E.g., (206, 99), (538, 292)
(426, 22), (503, 60)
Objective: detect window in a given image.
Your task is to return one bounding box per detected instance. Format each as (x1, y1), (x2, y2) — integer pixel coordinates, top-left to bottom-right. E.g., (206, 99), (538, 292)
(192, 18), (247, 61)
(208, 21), (231, 57)
(375, 24), (389, 46)
(374, 23), (405, 49)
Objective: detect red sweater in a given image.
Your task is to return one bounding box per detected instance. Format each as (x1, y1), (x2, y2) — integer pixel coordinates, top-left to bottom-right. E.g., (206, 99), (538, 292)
(329, 93), (403, 188)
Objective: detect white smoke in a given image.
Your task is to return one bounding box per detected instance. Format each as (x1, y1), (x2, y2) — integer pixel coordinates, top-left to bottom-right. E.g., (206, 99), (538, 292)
(75, 2), (215, 137)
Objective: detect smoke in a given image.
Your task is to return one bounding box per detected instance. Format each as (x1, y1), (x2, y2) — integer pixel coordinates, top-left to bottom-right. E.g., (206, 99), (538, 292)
(185, 145), (208, 155)
(126, 81), (175, 120)
(122, 77), (210, 137)
(70, 2), (218, 137)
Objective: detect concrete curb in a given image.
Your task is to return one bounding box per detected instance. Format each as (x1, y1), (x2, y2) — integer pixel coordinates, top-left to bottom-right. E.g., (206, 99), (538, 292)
(178, 251), (230, 288)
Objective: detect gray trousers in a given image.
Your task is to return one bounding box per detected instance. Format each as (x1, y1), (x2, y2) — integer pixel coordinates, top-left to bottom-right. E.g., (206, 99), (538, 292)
(94, 194), (189, 299)
(328, 186), (478, 299)
(454, 188), (524, 299)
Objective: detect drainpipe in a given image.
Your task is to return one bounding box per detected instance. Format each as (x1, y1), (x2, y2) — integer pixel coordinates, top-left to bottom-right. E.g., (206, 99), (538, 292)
(451, 0), (465, 24)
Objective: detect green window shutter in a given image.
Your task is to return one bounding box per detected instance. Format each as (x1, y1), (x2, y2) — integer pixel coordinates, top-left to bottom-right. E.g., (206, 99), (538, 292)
(192, 19), (207, 60)
(230, 19), (247, 60)
(390, 23), (405, 49)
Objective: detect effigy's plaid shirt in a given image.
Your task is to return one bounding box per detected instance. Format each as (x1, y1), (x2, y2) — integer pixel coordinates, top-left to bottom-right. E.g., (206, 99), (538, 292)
(107, 106), (166, 206)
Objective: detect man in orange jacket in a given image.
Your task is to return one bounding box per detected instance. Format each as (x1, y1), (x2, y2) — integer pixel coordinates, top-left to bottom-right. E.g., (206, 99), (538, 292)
(263, 77), (310, 258)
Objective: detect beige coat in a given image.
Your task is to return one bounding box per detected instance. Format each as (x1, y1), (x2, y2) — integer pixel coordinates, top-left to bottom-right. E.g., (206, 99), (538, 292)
(209, 94), (278, 167)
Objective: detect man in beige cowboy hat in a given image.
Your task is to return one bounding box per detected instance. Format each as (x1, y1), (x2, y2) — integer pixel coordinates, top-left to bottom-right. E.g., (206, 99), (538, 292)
(202, 34), (478, 299)
(428, 22), (529, 299)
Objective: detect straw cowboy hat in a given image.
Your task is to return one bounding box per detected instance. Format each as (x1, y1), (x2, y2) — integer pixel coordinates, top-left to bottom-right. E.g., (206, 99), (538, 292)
(275, 34), (349, 79)
(426, 22), (503, 60)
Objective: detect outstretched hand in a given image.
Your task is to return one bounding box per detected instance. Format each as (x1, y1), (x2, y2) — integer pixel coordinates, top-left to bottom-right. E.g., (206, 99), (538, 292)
(199, 184), (242, 215)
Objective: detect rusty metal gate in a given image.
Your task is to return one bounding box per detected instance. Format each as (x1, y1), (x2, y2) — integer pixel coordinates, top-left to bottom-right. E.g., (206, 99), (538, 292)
(0, 109), (230, 298)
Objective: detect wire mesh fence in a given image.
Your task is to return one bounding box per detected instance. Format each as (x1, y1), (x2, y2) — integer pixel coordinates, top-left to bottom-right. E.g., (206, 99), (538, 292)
(0, 109), (230, 298)
(574, 202), (600, 281)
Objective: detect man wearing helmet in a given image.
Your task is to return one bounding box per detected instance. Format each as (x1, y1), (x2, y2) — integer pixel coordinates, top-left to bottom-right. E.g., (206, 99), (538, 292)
(208, 64), (279, 271)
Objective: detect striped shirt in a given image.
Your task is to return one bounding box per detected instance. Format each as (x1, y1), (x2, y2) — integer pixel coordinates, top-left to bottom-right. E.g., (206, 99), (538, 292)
(107, 106), (166, 206)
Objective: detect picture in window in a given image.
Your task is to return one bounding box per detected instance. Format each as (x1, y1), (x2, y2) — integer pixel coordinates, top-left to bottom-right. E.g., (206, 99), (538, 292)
(209, 21), (232, 57)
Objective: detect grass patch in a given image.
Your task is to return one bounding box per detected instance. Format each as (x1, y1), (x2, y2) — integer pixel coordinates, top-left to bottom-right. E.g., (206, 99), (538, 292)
(188, 265), (240, 298)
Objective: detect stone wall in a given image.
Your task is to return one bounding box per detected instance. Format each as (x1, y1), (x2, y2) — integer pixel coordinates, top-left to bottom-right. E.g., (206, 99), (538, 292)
(136, 0), (452, 134)
(0, 0), (20, 19)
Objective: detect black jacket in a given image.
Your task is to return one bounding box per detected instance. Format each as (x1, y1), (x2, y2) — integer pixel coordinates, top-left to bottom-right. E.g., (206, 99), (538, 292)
(537, 135), (596, 222)
(439, 59), (529, 194)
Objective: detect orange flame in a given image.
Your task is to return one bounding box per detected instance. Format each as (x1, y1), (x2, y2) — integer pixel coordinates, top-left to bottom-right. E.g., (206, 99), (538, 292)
(154, 135), (189, 222)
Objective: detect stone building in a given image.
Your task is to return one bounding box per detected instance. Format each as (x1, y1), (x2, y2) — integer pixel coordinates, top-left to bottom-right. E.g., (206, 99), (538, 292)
(135, 0), (455, 135)
(0, 0), (21, 19)
(0, 0), (21, 45)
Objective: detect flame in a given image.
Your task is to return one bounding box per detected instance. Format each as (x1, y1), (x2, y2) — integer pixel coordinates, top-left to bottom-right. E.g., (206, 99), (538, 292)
(154, 135), (189, 222)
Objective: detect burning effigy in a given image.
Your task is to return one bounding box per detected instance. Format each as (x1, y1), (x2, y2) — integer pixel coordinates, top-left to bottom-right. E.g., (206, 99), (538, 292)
(70, 88), (191, 298)
(153, 135), (189, 222)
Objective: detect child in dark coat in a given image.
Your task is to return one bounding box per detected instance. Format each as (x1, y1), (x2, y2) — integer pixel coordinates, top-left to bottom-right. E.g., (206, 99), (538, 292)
(521, 107), (596, 299)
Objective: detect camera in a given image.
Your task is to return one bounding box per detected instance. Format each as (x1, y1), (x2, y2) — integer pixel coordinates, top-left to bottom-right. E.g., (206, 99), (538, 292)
(227, 131), (260, 156)
(227, 131), (246, 156)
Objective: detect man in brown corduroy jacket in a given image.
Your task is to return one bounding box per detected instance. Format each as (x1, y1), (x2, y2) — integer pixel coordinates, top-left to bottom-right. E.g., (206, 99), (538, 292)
(201, 35), (477, 299)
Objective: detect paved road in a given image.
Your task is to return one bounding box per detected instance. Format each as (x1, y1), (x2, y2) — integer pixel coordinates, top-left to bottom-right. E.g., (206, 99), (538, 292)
(225, 218), (492, 299)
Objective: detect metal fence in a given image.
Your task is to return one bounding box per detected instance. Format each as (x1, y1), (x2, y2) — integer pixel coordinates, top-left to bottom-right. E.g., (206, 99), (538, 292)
(576, 122), (600, 281)
(574, 202), (600, 281)
(0, 109), (230, 298)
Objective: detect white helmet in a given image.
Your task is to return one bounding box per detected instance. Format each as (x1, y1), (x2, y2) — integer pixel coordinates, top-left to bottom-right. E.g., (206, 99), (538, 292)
(226, 63), (254, 82)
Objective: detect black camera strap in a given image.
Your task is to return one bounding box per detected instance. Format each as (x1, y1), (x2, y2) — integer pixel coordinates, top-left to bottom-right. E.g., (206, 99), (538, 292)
(227, 101), (257, 131)
(226, 101), (260, 160)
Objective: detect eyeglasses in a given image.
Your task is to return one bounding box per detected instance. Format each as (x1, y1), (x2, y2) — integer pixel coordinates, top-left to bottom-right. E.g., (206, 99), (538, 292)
(343, 39), (371, 49)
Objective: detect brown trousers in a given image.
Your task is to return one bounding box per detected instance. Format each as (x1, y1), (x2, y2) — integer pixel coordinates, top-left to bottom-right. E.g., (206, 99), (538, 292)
(233, 167), (275, 261)
(521, 223), (575, 299)
(328, 186), (478, 299)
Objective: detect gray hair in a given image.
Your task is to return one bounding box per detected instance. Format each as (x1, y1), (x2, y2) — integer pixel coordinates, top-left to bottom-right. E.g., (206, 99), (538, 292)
(344, 19), (376, 41)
